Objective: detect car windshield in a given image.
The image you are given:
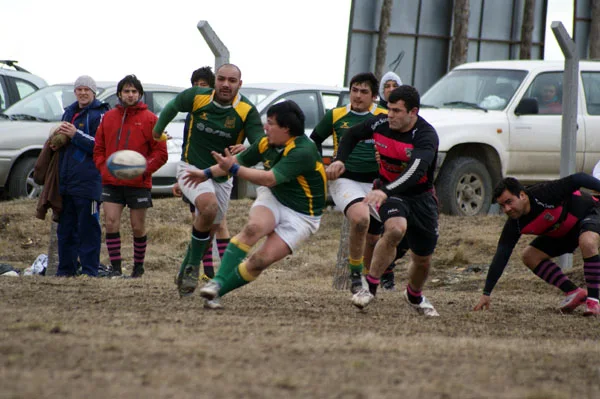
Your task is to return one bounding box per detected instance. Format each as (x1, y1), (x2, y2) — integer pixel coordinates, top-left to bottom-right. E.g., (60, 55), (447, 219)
(2, 85), (105, 121)
(239, 88), (276, 107)
(421, 69), (528, 111)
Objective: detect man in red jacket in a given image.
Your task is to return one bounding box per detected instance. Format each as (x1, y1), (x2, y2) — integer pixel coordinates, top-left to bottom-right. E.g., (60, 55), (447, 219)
(93, 75), (168, 278)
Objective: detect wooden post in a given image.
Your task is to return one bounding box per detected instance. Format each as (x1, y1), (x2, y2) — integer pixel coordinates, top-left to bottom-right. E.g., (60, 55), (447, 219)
(449, 0), (469, 70)
(519, 0), (536, 59)
(374, 0), (393, 80)
(332, 217), (350, 290)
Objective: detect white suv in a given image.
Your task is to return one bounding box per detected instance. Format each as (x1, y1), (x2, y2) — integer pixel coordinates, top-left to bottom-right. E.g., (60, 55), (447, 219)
(0, 60), (47, 111)
(419, 60), (600, 216)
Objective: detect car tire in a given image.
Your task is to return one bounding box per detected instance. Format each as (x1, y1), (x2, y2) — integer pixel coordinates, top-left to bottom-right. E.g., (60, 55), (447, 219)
(435, 156), (492, 216)
(7, 156), (41, 199)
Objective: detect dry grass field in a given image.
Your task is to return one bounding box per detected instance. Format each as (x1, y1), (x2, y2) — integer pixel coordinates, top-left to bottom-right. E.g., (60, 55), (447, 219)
(1, 197), (599, 399)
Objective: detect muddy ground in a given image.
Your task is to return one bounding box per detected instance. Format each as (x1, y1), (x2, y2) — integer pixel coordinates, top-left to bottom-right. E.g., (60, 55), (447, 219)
(0, 198), (599, 399)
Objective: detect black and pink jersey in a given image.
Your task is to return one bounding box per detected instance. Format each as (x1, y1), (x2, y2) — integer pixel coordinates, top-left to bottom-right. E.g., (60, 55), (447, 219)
(484, 173), (600, 295)
(335, 114), (439, 197)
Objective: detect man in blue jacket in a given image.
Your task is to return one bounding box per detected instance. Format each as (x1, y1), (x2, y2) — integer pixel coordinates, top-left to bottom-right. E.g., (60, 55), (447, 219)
(53, 75), (109, 276)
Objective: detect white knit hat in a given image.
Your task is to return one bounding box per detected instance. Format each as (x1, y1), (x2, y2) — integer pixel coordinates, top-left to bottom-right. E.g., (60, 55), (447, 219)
(74, 75), (97, 94)
(379, 71), (403, 100)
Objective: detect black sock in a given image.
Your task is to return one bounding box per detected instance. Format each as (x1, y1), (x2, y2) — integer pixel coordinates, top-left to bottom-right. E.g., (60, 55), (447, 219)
(584, 255), (600, 300)
(366, 275), (379, 296)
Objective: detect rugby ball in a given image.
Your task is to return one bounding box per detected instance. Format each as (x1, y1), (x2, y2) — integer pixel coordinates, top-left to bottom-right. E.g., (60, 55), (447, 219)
(106, 150), (147, 180)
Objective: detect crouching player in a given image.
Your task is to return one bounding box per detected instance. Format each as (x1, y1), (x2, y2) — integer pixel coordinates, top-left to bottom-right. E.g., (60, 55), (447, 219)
(182, 101), (327, 308)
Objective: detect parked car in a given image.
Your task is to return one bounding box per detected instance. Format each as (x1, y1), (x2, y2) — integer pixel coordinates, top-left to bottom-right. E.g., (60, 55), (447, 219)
(236, 83), (349, 197)
(0, 82), (186, 198)
(0, 60), (47, 112)
(419, 60), (600, 216)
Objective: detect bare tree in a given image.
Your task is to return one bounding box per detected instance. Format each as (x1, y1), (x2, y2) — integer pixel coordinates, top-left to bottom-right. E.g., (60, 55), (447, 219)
(374, 0), (393, 80)
(519, 0), (536, 59)
(450, 0), (470, 70)
(591, 0), (600, 59)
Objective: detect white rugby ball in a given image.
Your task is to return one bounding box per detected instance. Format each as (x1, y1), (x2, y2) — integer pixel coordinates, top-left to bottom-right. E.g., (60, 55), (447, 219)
(106, 150), (147, 180)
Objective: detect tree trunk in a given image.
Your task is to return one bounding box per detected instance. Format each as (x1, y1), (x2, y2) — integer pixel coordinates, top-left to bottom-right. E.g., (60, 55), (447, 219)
(374, 0), (393, 80)
(591, 0), (600, 59)
(519, 0), (536, 59)
(450, 0), (470, 70)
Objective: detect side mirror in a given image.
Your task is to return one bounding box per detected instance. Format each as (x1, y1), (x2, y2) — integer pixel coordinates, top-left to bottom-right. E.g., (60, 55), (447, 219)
(515, 97), (539, 116)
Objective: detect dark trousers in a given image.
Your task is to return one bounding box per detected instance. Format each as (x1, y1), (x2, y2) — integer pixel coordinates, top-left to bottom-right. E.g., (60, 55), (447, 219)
(56, 195), (101, 276)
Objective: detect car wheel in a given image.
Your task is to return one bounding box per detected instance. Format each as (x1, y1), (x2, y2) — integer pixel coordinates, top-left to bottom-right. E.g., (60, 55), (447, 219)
(7, 157), (42, 199)
(435, 157), (492, 216)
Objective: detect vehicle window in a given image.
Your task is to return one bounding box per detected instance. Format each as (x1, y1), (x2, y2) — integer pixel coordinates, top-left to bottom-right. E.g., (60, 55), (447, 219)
(322, 92), (342, 112)
(104, 94), (119, 109)
(15, 78), (38, 101)
(0, 82), (7, 111)
(421, 69), (527, 110)
(276, 92), (319, 130)
(582, 72), (600, 115)
(239, 88), (275, 106)
(152, 92), (176, 115)
(338, 91), (350, 107)
(3, 85), (72, 121)
(523, 72), (563, 115)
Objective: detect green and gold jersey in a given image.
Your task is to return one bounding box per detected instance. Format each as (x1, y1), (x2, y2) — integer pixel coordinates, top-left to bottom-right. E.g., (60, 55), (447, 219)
(237, 135), (327, 217)
(154, 86), (265, 182)
(312, 103), (387, 181)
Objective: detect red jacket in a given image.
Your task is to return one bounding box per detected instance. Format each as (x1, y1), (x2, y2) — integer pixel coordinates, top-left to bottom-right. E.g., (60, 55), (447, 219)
(94, 102), (168, 188)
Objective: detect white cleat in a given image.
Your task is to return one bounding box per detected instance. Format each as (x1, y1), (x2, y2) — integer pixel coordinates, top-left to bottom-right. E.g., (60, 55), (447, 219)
(199, 280), (221, 301)
(403, 289), (439, 317)
(352, 288), (374, 309)
(204, 297), (223, 310)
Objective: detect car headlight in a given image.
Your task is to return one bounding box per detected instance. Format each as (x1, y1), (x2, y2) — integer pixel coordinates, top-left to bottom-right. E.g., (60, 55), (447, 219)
(167, 138), (183, 154)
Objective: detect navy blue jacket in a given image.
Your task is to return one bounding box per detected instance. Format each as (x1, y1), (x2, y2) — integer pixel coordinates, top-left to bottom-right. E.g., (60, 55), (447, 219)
(59, 99), (110, 200)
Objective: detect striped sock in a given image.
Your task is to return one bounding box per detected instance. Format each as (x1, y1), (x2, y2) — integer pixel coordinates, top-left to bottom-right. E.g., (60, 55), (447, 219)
(202, 242), (214, 278)
(406, 284), (422, 304)
(106, 232), (122, 273)
(216, 238), (230, 260)
(583, 255), (600, 300)
(133, 235), (147, 270)
(533, 260), (577, 293)
(348, 257), (364, 275)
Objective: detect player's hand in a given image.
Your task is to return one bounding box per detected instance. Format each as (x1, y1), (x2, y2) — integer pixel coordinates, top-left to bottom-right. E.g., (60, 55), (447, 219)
(211, 148), (236, 172)
(228, 144), (246, 155)
(172, 182), (182, 197)
(152, 131), (172, 141)
(181, 169), (208, 188)
(326, 160), (345, 181)
(473, 295), (491, 311)
(363, 189), (387, 208)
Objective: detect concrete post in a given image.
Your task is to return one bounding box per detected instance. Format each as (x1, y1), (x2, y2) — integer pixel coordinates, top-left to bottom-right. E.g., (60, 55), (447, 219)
(551, 21), (579, 270)
(197, 21), (230, 70)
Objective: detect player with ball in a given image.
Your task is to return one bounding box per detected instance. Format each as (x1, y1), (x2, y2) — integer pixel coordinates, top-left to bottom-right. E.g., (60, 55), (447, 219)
(93, 75), (168, 278)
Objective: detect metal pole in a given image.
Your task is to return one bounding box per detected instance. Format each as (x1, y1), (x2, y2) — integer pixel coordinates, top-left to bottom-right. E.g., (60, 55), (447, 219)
(551, 21), (579, 270)
(197, 21), (230, 71)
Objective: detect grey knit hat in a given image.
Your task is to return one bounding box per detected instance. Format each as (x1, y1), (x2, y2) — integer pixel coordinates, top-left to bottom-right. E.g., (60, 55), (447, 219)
(74, 75), (97, 94)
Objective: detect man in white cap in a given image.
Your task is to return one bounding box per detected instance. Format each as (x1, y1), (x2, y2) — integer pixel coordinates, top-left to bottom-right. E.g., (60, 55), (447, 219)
(379, 71), (403, 110)
(52, 75), (109, 277)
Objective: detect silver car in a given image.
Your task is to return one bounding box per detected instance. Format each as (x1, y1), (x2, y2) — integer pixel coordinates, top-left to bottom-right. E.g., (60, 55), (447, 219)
(0, 82), (186, 198)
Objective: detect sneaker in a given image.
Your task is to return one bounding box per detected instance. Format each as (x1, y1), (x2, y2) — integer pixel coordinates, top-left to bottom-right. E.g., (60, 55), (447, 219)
(131, 265), (144, 278)
(583, 299), (600, 316)
(199, 280), (221, 301)
(403, 289), (439, 317)
(204, 297), (223, 310)
(352, 288), (374, 309)
(558, 288), (587, 313)
(380, 272), (396, 291)
(108, 270), (123, 279)
(175, 264), (200, 298)
(350, 271), (365, 294)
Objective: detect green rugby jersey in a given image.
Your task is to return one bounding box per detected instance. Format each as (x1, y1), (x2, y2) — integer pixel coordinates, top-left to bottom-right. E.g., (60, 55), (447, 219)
(237, 135), (327, 217)
(312, 103), (387, 181)
(154, 86), (265, 182)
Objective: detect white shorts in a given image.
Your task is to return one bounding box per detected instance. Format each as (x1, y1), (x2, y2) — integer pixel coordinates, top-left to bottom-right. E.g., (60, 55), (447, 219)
(176, 161), (233, 224)
(329, 178), (373, 214)
(252, 186), (321, 253)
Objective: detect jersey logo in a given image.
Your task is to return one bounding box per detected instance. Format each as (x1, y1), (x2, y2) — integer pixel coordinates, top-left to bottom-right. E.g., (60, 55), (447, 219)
(544, 213), (555, 222)
(340, 121), (350, 129)
(224, 116), (236, 129)
(263, 160), (271, 169)
(405, 148), (412, 158)
(199, 112), (208, 120)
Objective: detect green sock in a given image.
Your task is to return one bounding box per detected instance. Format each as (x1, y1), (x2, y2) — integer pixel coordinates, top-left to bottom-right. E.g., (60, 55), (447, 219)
(213, 237), (250, 286)
(219, 262), (256, 297)
(179, 229), (210, 274)
(348, 256), (364, 275)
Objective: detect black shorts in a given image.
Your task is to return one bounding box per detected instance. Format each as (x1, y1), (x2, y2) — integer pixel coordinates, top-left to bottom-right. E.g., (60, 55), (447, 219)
(373, 190), (439, 257)
(530, 207), (600, 257)
(101, 185), (153, 209)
